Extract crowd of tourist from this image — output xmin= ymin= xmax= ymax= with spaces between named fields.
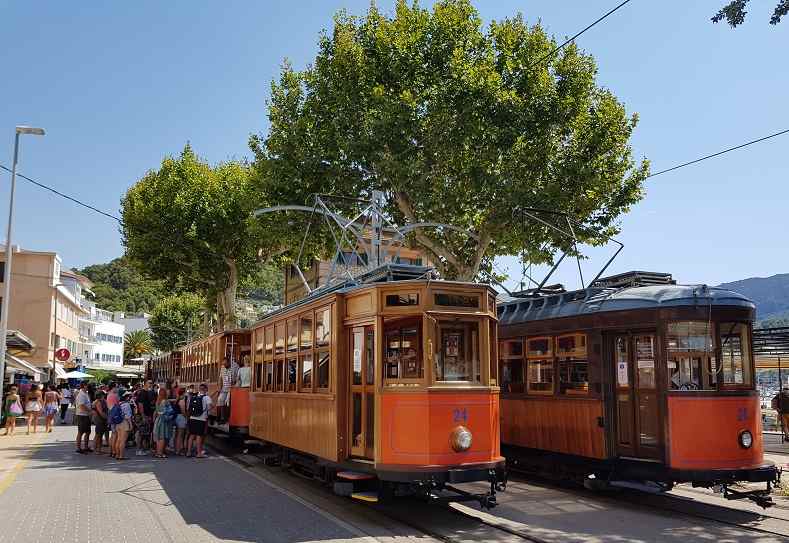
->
xmin=1 ymin=356 xmax=248 ymax=461
xmin=70 ymin=378 xmax=214 ymax=459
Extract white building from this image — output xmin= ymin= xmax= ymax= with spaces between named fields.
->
xmin=113 ymin=311 xmax=150 ymax=333
xmin=78 ymin=301 xmax=125 ymax=370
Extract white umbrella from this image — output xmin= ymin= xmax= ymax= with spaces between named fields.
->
xmin=63 ymin=370 xmax=92 ymax=379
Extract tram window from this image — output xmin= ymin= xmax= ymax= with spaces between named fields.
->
xmin=316 ymin=307 xmax=331 ymax=347
xmin=386 ymin=293 xmax=418 ymax=307
xmin=500 ymin=339 xmax=524 ymax=393
xmin=489 ymin=320 xmax=498 ymax=386
xmin=434 ymin=321 xmax=480 ymax=383
xmin=275 ymin=323 xmax=285 ymax=356
xmin=317 ymin=351 xmax=330 ymax=390
xmin=300 ymin=314 xmax=313 ymax=350
xmin=365 ymin=330 xmax=374 ymax=386
xmin=667 ymin=322 xmax=713 ymax=352
xmin=265 ymin=327 xmax=274 ymax=359
xmin=720 ymin=322 xmax=753 ymax=386
xmin=287 ymin=319 xmax=298 ymax=353
xmin=264 ymin=361 xmax=273 ymax=391
xmin=300 ymin=354 xmax=312 ymax=391
xmin=668 ymin=356 xmax=703 ymax=390
xmin=254 ymin=362 xmax=262 ymax=391
xmin=559 ymin=358 xmax=588 ymax=395
xmin=434 ymin=292 xmax=479 ymax=308
xmin=527 ymin=337 xmax=552 ymax=357
xmin=500 ymin=358 xmax=524 ymax=393
xmin=635 ymin=335 xmax=656 ymax=389
xmin=527 ymin=359 xmax=554 ymax=394
xmin=384 ymin=320 xmax=423 ymax=383
xmin=557 ymin=334 xmax=587 ymax=357
xmin=286 ymin=357 xmax=297 ymax=391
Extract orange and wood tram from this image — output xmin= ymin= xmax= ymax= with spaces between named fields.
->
xmin=149 ymin=265 xmax=506 ymax=507
xmin=497 ymin=271 xmax=781 ymax=507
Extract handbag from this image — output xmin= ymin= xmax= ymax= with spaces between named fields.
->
xmin=9 ymin=400 xmax=23 ymax=416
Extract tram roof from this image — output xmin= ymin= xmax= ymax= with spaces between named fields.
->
xmin=497 ymin=278 xmax=754 ymax=326
xmin=251 ymin=263 xmax=493 ymax=327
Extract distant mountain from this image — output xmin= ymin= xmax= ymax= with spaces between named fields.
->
xmin=717 ymin=273 xmax=789 ymax=324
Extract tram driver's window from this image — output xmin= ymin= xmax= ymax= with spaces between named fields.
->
xmin=385 ymin=321 xmax=423 ymax=382
xmin=666 ymin=322 xmax=715 ymax=391
xmin=434 ymin=320 xmax=481 ymax=383
xmin=720 ymin=322 xmax=752 ymax=386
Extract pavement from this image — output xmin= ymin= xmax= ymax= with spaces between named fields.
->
xmin=0 ymin=424 xmax=392 ymax=543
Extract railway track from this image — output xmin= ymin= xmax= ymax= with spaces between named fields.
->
xmin=210 ymin=433 xmax=789 ymax=541
xmin=504 ymin=471 xmax=789 ymax=540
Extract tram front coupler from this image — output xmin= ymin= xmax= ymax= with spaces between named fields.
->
xmin=720 ymin=484 xmax=774 ymax=509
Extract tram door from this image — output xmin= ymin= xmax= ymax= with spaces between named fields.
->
xmin=613 ymin=333 xmax=662 ymax=460
xmin=350 ymin=326 xmax=376 ymax=459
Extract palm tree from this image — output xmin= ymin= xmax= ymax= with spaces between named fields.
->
xmin=124 ymin=329 xmax=153 ymax=363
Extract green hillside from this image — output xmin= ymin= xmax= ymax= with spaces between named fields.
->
xmin=717 ymin=273 xmax=789 ymax=324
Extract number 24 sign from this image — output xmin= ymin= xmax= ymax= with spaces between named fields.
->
xmin=453 ymin=407 xmax=468 ymax=423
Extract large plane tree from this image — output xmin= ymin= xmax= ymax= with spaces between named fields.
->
xmin=251 ymin=0 xmax=649 ymax=281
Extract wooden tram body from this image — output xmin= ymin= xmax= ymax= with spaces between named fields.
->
xmin=497 ymin=271 xmax=780 ymax=506
xmin=149 ymin=330 xmax=252 ymax=434
xmin=247 ymin=267 xmax=504 ymax=502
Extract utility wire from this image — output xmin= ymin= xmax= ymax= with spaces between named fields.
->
xmin=646 ymin=128 xmax=789 ymax=179
xmin=0 ymin=164 xmax=122 ymax=223
xmin=531 ymin=0 xmax=633 ymax=67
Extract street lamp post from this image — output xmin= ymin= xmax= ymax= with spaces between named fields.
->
xmin=0 ymin=126 xmax=45 ymax=405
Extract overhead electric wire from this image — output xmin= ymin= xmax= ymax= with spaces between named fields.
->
xmin=0 ymin=164 xmax=122 ymax=223
xmin=531 ymin=0 xmax=633 ymax=67
xmin=646 ymin=128 xmax=789 ymax=179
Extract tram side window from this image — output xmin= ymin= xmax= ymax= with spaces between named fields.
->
xmin=499 ymin=340 xmax=524 ymax=393
xmin=557 ymin=334 xmax=588 ymax=395
xmin=287 ymin=357 xmax=298 ymax=391
xmin=720 ymin=322 xmax=753 ymax=387
xmin=254 ymin=362 xmax=262 ymax=391
xmin=264 ymin=360 xmax=273 ymax=391
xmin=316 ymin=350 xmax=330 ymax=391
xmin=666 ymin=321 xmax=716 ymax=391
xmin=287 ymin=319 xmax=298 ymax=353
xmin=316 ymin=307 xmax=331 ymax=347
xmin=434 ymin=320 xmax=480 ymax=383
xmin=299 ymin=354 xmax=312 ymax=391
xmin=526 ymin=337 xmax=553 ymax=394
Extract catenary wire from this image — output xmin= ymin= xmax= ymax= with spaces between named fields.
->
xmin=531 ymin=0 xmax=633 ymax=67
xmin=646 ymin=128 xmax=789 ymax=179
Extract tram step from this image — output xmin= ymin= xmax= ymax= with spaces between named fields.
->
xmin=337 ymin=471 xmax=376 ymax=481
xmin=351 ymin=491 xmax=379 ymax=503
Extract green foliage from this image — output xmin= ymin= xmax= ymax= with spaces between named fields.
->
xmin=712 ymin=0 xmax=788 ymax=26
xmin=89 ymin=369 xmax=113 ymax=385
xmin=121 ymin=144 xmax=287 ymax=329
xmin=251 ymin=0 xmax=648 ymax=281
xmin=124 ymin=329 xmax=153 ymax=361
xmin=239 ymin=262 xmax=284 ymax=306
xmin=149 ymin=293 xmax=205 ymax=352
xmin=77 ymin=257 xmax=167 ymax=313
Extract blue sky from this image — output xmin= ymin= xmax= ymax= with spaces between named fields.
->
xmin=1 ymin=1 xmax=787 ymax=291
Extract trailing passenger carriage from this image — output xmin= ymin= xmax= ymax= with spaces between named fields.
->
xmin=246 ymin=266 xmax=505 ymax=506
xmin=497 ymin=271 xmax=780 ymax=506
xmin=149 ymin=329 xmax=252 ymax=437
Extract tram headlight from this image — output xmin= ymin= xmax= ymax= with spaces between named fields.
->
xmin=739 ymin=430 xmax=753 ymax=449
xmin=450 ymin=426 xmax=473 ymax=452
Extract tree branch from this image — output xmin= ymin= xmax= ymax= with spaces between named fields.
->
xmin=394 ymin=191 xmax=460 ymax=273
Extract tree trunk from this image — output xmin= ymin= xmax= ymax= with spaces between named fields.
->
xmin=219 ymin=257 xmax=239 ymax=330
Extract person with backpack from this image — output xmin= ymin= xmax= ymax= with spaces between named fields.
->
xmin=186 ymin=383 xmax=212 ymax=458
xmin=153 ymin=388 xmax=174 ymax=458
xmin=172 ymin=390 xmax=188 ymax=455
xmin=110 ymin=391 xmax=133 ymax=460
xmin=3 ymin=385 xmax=23 ymax=436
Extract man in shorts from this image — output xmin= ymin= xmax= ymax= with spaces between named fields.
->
xmin=186 ymin=383 xmax=212 ymax=458
xmin=74 ymin=382 xmax=92 ymax=454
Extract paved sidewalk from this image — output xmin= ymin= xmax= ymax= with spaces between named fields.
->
xmin=0 ymin=425 xmax=364 ymax=543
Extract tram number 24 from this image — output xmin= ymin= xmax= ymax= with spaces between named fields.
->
xmin=453 ymin=408 xmax=468 ymax=423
